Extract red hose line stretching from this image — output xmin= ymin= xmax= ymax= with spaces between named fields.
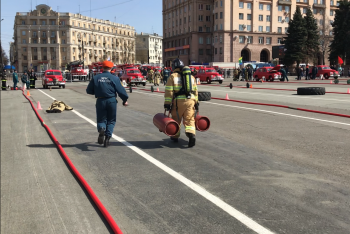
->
xmin=139 ymin=88 xmax=350 ymax=119
xmin=21 ymin=91 xmax=123 ymax=234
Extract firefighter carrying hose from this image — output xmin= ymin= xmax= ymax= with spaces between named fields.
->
xmin=164 ymin=58 xmax=199 ymax=148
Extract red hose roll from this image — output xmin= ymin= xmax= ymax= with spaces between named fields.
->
xmin=153 ymin=111 xmax=180 ymax=136
xmin=195 ymin=114 xmax=210 ymax=132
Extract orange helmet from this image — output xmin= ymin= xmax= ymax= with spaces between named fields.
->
xmin=102 ymin=60 xmax=114 ymax=68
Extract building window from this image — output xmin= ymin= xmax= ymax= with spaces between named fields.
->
xmin=278 ymin=5 xmax=282 ymax=11
xmin=239 ymin=24 xmax=244 ymax=31
xmin=22 ymin=31 xmax=26 ymax=36
xmin=239 ymin=13 xmax=244 ymax=20
xmin=206 ymin=5 xmax=211 ymax=10
xmin=285 ymin=27 xmax=288 ymax=33
xmin=266 ymin=26 xmax=270 ymax=32
xmin=285 ymin=6 xmax=290 ymax=12
xmin=239 ymin=36 xmax=245 ymax=43
xmin=247 ymin=3 xmax=252 ymax=9
xmin=22 ymin=39 xmax=26 ymax=44
xmin=220 ymin=0 xmax=223 ymax=7
xmin=278 ymin=38 xmax=282 ymax=44
xmin=303 ymin=8 xmax=307 ymax=14
xmin=259 ymin=4 xmax=263 ymax=10
xmin=32 ymin=20 xmax=37 ymax=25
xmin=206 ymin=37 xmax=211 ymax=44
xmin=199 ymin=26 xmax=203 ymax=32
xmin=331 ymin=0 xmax=334 ymax=5
xmin=206 ymin=27 xmax=211 ymax=32
xmin=239 ymin=2 xmax=243 ymax=8
xmin=206 ymin=16 xmax=211 ymax=21
xmin=199 ymin=15 xmax=203 ymax=21
xmin=21 ymin=20 xmax=25 ymax=25
xmin=215 ymin=13 xmax=218 ymax=19
xmin=258 ymin=37 xmax=264 ymax=44
xmin=220 ymin=47 xmax=222 ymax=54
xmin=247 ymin=14 xmax=252 ymax=20
xmin=266 ymin=37 xmax=271 ymax=44
xmin=51 ymin=20 xmax=55 ymax=25
xmin=258 ymin=26 xmax=263 ymax=32
xmin=220 ymin=12 xmax=223 ymax=19
xmin=266 ymin=15 xmax=271 ymax=22
xmin=199 ymin=37 xmax=204 ymax=44
xmin=247 ymin=36 xmax=252 ymax=44
xmin=206 ymin=49 xmax=211 ymax=55
xmin=220 ymin=24 xmax=223 ymax=30
xmin=199 ymin=4 xmax=203 ymax=10
xmin=61 ymin=39 xmax=66 ymax=44
xmin=24 ymin=56 xmax=27 ymax=60
xmin=23 ymin=47 xmax=26 ymax=52
xmin=285 ymin=17 xmax=290 ymax=23
xmin=259 ymin=15 xmax=263 ymax=21
xmin=278 ymin=27 xmax=282 ymax=33
xmin=247 ymin=25 xmax=251 ymax=31
xmin=199 ymin=49 xmax=203 ymax=55
xmin=330 ymin=10 xmax=334 ymax=16
xmin=278 ymin=16 xmax=282 ymax=22
xmin=267 ymin=5 xmax=271 ymax=11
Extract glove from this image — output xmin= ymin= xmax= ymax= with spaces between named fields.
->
xmin=164 ymin=104 xmax=171 ymax=111
xmin=123 ymin=100 xmax=128 ymax=106
xmin=194 ymin=102 xmax=199 ymax=111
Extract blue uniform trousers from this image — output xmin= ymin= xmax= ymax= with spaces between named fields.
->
xmin=96 ymin=97 xmax=117 ymax=137
xmin=13 ymin=81 xmax=18 ymax=90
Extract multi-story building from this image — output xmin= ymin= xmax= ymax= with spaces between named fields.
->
xmin=136 ymin=32 xmax=163 ymax=64
xmin=163 ymin=0 xmax=337 ymax=66
xmin=13 ymin=4 xmax=136 ymax=72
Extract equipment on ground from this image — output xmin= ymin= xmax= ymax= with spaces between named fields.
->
xmin=297 ymin=87 xmax=326 ymax=95
xmin=195 ymin=112 xmax=210 ymax=132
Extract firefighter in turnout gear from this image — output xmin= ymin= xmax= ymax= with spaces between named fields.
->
xmin=154 ymin=69 xmax=162 ymax=86
xmin=164 ymin=59 xmax=199 ymax=148
xmin=147 ymin=69 xmax=154 ymax=83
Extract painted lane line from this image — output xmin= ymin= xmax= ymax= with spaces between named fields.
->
xmin=205 ymin=88 xmax=350 ymax=103
xmin=37 ymin=89 xmax=274 ymax=234
xmin=132 ymin=91 xmax=350 ymax=127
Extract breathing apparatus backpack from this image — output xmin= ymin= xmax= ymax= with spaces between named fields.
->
xmin=175 ymin=66 xmax=195 ymax=99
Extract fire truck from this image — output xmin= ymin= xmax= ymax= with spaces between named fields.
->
xmin=67 ymin=60 xmax=88 ymax=80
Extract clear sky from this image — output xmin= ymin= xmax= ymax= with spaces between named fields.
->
xmin=0 ymin=0 xmax=162 ymax=61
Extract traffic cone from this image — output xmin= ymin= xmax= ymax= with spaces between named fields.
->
xmin=27 ymin=90 xmax=30 ymax=96
xmin=250 ymin=84 xmax=253 ymax=88
xmin=157 ymin=87 xmax=159 ymax=92
xmin=23 ymin=83 xmax=26 ymax=90
xmin=37 ymin=101 xmax=42 ymax=110
xmin=197 ymin=78 xmax=201 ymax=85
xmin=225 ymin=93 xmax=229 ymax=100
xmin=330 ymin=80 xmax=333 ymax=84
xmin=347 ymin=88 xmax=350 ymax=94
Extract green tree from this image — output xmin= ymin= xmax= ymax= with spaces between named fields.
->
xmin=329 ymin=0 xmax=350 ymax=65
xmin=283 ymin=7 xmax=307 ymax=67
xmin=304 ymin=7 xmax=320 ymax=65
xmin=0 ymin=43 xmax=9 ymax=68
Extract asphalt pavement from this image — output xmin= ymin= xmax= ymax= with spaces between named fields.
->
xmin=1 ymin=77 xmax=350 ymax=234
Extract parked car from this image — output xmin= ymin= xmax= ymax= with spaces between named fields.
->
xmin=120 ymin=68 xmax=146 ymax=86
xmin=195 ymin=67 xmax=224 ymax=84
xmin=253 ymin=66 xmax=282 ymax=81
xmin=42 ymin=70 xmax=66 ymax=89
xmin=308 ymin=65 xmax=339 ymax=79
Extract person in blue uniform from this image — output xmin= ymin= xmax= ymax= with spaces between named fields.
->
xmin=86 ymin=60 xmax=129 ymax=147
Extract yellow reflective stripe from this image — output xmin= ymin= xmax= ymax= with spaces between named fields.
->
xmin=185 ymin=126 xmax=195 ymax=131
xmin=165 ymin=86 xmax=173 ymax=90
xmin=175 ymin=96 xmax=187 ymax=100
xmin=173 ymin=87 xmax=181 ymax=90
xmin=165 ymin=97 xmax=172 ymax=101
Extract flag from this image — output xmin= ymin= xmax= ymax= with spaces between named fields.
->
xmin=238 ymin=57 xmax=243 ymax=65
xmin=338 ymin=56 xmax=343 ymax=65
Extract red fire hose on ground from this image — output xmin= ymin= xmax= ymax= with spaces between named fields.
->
xmin=21 ymin=90 xmax=123 ymax=234
xmin=138 ymin=88 xmax=350 ymax=119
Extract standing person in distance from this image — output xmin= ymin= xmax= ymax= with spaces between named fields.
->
xmin=86 ymin=60 xmax=129 ymax=148
xmin=164 ymin=58 xmax=199 ymax=148
xmin=12 ymin=70 xmax=18 ymax=90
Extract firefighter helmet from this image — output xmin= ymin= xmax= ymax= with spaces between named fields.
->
xmin=172 ymin=58 xmax=184 ymax=71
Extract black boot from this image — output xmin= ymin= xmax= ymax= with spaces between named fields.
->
xmin=98 ymin=128 xmax=105 ymax=145
xmin=104 ymin=136 xmax=111 ymax=148
xmin=170 ymin=137 xmax=179 ymax=142
xmin=186 ymin=133 xmax=196 ymax=148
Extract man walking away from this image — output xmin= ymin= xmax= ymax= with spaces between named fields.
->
xmin=21 ymin=72 xmax=30 ymax=89
xmin=248 ymin=67 xmax=253 ymax=81
xmin=12 ymin=70 xmax=19 ymax=90
xmin=312 ymin=66 xmax=317 ymax=80
xmin=305 ymin=65 xmax=309 ymax=80
xmin=86 ymin=60 xmax=129 ymax=148
xmin=279 ymin=67 xmax=288 ymax=82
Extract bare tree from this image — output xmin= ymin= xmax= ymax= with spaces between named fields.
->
xmin=1 ymin=43 xmax=9 ymax=68
xmin=319 ymin=18 xmax=333 ymax=65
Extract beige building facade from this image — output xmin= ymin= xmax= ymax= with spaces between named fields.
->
xmin=13 ymin=4 xmax=136 ymax=72
xmin=163 ymin=0 xmax=337 ymax=66
xmin=136 ymin=32 xmax=163 ymax=64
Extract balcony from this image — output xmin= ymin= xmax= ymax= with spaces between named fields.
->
xmin=278 ymin=0 xmax=292 ymax=5
xmin=313 ymin=3 xmax=326 ymax=8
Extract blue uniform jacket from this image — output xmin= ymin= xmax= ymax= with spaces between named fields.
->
xmin=86 ymin=71 xmax=129 ymax=102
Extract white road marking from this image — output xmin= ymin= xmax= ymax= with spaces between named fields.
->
xmin=37 ymin=89 xmax=274 ymax=234
xmin=206 ymin=88 xmax=350 ymax=102
xmin=132 ymin=91 xmax=350 ymax=127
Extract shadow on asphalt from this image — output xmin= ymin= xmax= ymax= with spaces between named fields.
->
xmin=26 ymin=138 xmax=189 ymax=151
